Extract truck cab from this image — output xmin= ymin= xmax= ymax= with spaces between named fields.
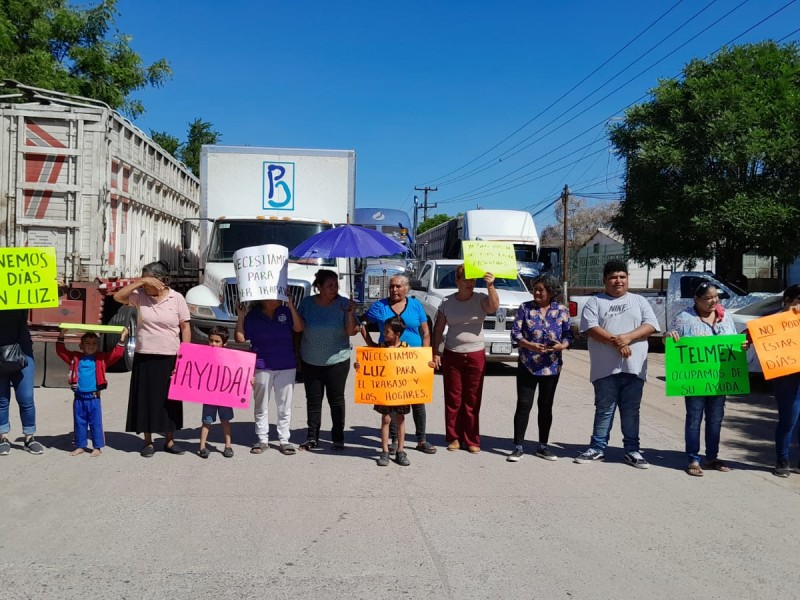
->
xmin=185 ymin=216 xmax=342 ymax=343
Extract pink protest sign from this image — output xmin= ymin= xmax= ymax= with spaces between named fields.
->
xmin=169 ymin=343 xmax=255 ymax=409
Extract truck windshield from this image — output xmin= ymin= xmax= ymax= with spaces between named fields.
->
xmin=207 ymin=220 xmax=335 ymax=266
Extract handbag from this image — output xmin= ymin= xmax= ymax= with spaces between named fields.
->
xmin=0 ymin=343 xmax=28 ymax=374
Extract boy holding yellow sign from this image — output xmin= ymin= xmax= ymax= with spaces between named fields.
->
xmin=56 ymin=327 xmax=129 ymax=456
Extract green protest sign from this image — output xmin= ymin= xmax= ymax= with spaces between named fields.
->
xmin=462 ymin=241 xmax=518 ymax=279
xmin=665 ymin=334 xmax=749 ymax=397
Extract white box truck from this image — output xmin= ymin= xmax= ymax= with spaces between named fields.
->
xmin=0 ymin=81 xmax=200 ymax=377
xmin=415 ymin=209 xmax=559 ymax=282
xmin=184 ymin=145 xmax=356 ymax=342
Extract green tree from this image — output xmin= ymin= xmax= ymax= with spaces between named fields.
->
xmin=416 ymin=213 xmax=452 ymax=235
xmin=150 ymin=130 xmax=180 ymax=156
xmin=0 ymin=0 xmax=171 ymax=118
xmin=179 ymin=118 xmax=220 ymax=177
xmin=609 ymin=41 xmax=800 ymax=281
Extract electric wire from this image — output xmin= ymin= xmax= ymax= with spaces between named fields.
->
xmin=436 ymin=0 xmax=793 ymax=207
xmin=422 ymin=0 xmax=688 ymax=186
xmin=430 ymin=0 xmax=727 ymax=187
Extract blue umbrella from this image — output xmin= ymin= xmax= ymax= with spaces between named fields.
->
xmin=289 ymin=224 xmax=408 ymax=259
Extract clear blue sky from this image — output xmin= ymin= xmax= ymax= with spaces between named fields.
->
xmin=116 ymin=0 xmax=799 ymax=230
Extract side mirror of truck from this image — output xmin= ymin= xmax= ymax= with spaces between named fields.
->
xmin=409 ymin=278 xmax=425 ymax=291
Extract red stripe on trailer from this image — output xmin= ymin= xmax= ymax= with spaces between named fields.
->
xmin=26 ymin=121 xmax=66 ymax=149
xmin=109 ymin=195 xmax=118 ymax=265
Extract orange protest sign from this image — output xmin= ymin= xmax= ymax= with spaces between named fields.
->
xmin=354 ymin=346 xmax=434 ymax=406
xmin=748 ymin=310 xmax=800 ymax=380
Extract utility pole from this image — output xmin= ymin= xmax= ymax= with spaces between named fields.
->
xmin=561 ymin=184 xmax=570 ymax=301
xmin=412 ymin=195 xmax=419 ymax=237
xmin=414 ymin=186 xmax=438 ymax=224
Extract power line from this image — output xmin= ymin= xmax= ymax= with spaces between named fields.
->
xmin=431 ymin=0 xmax=728 ymax=187
xmin=436 ymin=137 xmax=610 ymax=203
xmin=431 ymin=0 xmax=788 ymax=206
xmin=422 ymin=0 xmax=688 ymax=187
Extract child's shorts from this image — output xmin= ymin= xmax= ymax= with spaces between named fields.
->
xmin=373 ymin=404 xmax=411 ymax=415
xmin=202 ymin=404 xmax=234 ymax=424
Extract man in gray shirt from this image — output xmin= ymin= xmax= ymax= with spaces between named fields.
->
xmin=574 ymin=260 xmax=659 ymax=468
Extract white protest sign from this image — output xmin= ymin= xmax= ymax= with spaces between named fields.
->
xmin=232 ymin=244 xmax=289 ymax=301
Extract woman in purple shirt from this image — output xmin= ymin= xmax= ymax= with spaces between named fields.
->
xmin=236 ymin=296 xmax=304 ymax=455
xmin=508 ymin=275 xmax=572 ymax=462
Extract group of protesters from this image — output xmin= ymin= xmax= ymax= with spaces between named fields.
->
xmin=1 ymin=259 xmax=799 ymax=478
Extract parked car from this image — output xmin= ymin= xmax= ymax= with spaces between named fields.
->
xmin=729 ymin=292 xmax=784 ymax=373
xmin=409 ymin=259 xmax=531 ymax=363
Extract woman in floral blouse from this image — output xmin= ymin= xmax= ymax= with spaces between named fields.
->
xmin=508 ymin=275 xmax=573 ymax=462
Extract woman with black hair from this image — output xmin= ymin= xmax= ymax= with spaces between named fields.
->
xmin=297 ymin=269 xmax=359 ymax=451
xmin=508 ymin=275 xmax=572 ymax=462
xmin=666 ymin=281 xmax=748 ymax=477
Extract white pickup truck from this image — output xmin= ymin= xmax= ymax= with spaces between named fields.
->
xmin=409 ymin=259 xmax=532 ymax=363
xmin=568 ymin=272 xmax=773 ymax=338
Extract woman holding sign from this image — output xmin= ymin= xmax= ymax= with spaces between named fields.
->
xmin=114 ymin=261 xmax=191 ymax=458
xmin=364 ymin=274 xmax=436 ymax=454
xmin=236 ymin=296 xmax=304 ymax=455
xmin=667 ymin=281 xmax=746 ymax=477
xmin=297 ymin=269 xmax=358 ymax=451
xmin=771 ymin=285 xmax=800 ymax=478
xmin=432 ymin=264 xmax=499 ymax=453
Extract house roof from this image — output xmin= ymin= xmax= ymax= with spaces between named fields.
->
xmin=577 ymin=227 xmax=624 ymax=251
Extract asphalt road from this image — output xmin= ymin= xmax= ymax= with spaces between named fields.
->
xmin=1 ymin=348 xmax=799 ymax=600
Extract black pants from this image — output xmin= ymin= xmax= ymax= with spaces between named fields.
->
xmin=389 ymin=403 xmax=427 ymax=443
xmin=302 ymin=359 xmax=349 ymax=444
xmin=513 ymin=365 xmax=560 ymax=446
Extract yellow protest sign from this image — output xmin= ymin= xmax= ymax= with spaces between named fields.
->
xmin=748 ymin=310 xmax=800 ymax=380
xmin=59 ymin=323 xmax=126 ymax=334
xmin=462 ymin=241 xmax=518 ymax=279
xmin=0 ymin=247 xmax=59 ymax=309
xmin=354 ymin=346 xmax=434 ymax=405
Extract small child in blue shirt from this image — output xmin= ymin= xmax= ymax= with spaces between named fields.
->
xmin=56 ymin=328 xmax=128 ymax=457
xmin=198 ymin=326 xmax=234 ymax=459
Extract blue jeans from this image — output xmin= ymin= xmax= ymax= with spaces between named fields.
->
xmin=773 ymin=374 xmax=800 ymax=462
xmin=0 ymin=354 xmax=36 ymax=436
xmin=589 ymin=373 xmax=644 ymax=453
xmin=685 ymin=395 xmax=725 ymax=464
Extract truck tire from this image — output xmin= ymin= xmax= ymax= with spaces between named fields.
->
xmin=104 ymin=306 xmax=137 ymax=372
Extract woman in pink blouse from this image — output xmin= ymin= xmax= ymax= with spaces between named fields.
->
xmin=114 ymin=261 xmax=191 ymax=457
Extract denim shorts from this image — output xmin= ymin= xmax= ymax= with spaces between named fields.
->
xmin=201 ymin=404 xmax=234 ymax=424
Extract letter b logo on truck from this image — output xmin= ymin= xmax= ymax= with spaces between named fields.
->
xmin=263 ymin=162 xmax=295 ymax=210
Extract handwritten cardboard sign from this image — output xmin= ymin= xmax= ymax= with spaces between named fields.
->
xmin=169 ymin=342 xmax=256 ymax=409
xmin=462 ymin=241 xmax=518 ymax=279
xmin=665 ymin=334 xmax=749 ymax=397
xmin=58 ymin=323 xmax=125 ymax=333
xmin=354 ymin=346 xmax=433 ymax=406
xmin=748 ymin=310 xmax=800 ymax=380
xmin=0 ymin=247 xmax=59 ymax=309
xmin=233 ymin=244 xmax=289 ymax=301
